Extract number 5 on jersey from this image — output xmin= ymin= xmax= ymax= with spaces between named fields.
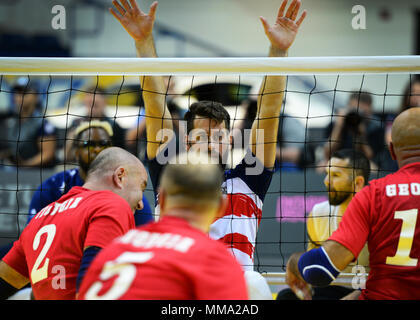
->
xmin=84 ymin=252 xmax=154 ymax=300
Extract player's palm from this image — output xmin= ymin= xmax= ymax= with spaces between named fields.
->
xmin=110 ymin=0 xmax=157 ymax=42
xmin=260 ymin=0 xmax=307 ymax=51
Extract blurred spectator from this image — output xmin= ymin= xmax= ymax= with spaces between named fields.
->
xmin=234 ymin=99 xmax=305 ymax=171
xmin=126 ymin=106 xmax=146 ymax=157
xmin=65 ymin=86 xmax=126 ymax=163
xmin=381 ymin=77 xmax=420 ymax=173
xmin=0 ymin=77 xmax=57 ymax=168
xmin=126 ymin=77 xmax=183 ymax=161
xmin=398 ymin=76 xmax=420 ymax=113
xmin=232 ymin=99 xmax=257 ymax=149
xmin=323 ymin=91 xmax=385 ymax=168
xmin=276 ymin=114 xmax=306 ymax=171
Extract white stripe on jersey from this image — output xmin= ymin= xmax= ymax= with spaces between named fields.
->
xmin=210 ymin=214 xmax=258 ymax=245
xmin=223 ymin=177 xmax=263 ymax=210
xmin=228 ymin=248 xmax=254 ymax=272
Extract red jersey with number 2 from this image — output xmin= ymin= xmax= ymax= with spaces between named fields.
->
xmin=2 ymin=186 xmax=135 ymax=300
xmin=329 ymin=162 xmax=420 ymax=300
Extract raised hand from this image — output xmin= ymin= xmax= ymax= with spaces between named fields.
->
xmin=260 ymin=0 xmax=307 ymax=51
xmin=110 ymin=0 xmax=158 ymax=43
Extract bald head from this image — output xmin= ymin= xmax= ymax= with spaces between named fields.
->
xmin=160 ymin=153 xmax=224 ymax=210
xmin=86 ymin=147 xmax=143 ymax=179
xmin=390 ymin=107 xmax=420 ymax=167
xmin=84 ymin=147 xmax=148 ymax=212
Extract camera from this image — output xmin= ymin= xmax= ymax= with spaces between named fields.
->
xmin=344 ymin=110 xmax=363 ymax=129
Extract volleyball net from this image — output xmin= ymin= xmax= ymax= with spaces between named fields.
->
xmin=0 ymin=56 xmax=419 ymax=288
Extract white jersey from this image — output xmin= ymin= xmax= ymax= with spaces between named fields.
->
xmin=148 ymin=149 xmax=274 ymax=271
xmin=307 ymin=200 xmax=369 ymax=271
xmin=307 ymin=200 xmax=342 ymax=247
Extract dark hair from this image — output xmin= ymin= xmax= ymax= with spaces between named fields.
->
xmin=184 ymin=101 xmax=230 ymax=133
xmin=349 ymin=91 xmax=372 ymax=106
xmin=331 ymin=148 xmax=370 ymax=185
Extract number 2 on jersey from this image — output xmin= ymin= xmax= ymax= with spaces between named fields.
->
xmin=386 ymin=209 xmax=418 ymax=267
xmin=31 ymin=224 xmax=56 ymax=284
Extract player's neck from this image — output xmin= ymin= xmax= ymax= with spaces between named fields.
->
xmin=82 ymin=178 xmax=108 ymax=192
xmin=79 ymin=169 xmax=87 ymax=181
xmin=398 ymin=156 xmax=420 ymax=168
xmin=162 ymin=209 xmax=211 ymax=234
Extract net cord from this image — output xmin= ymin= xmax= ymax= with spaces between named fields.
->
xmin=0 ymin=56 xmax=419 ymax=76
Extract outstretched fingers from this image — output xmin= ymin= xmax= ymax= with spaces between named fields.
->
xmin=111 ymin=0 xmax=126 ymax=17
xmin=120 ymin=0 xmax=133 ymax=13
xmin=277 ymin=0 xmax=288 ymax=19
xmin=290 ymin=0 xmax=301 ymax=21
xmin=296 ymin=9 xmax=307 ymax=27
xmin=259 ymin=16 xmax=270 ymax=33
xmin=285 ymin=0 xmax=298 ymax=20
xmin=128 ymin=0 xmax=141 ymax=15
xmin=148 ymin=1 xmax=158 ymax=19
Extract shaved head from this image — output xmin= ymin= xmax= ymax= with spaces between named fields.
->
xmin=391 ymin=107 xmax=420 ymax=149
xmin=84 ymin=147 xmax=148 ymax=211
xmin=160 ymin=153 xmax=224 ymax=209
xmin=390 ymin=107 xmax=420 ymax=167
xmin=86 ymin=147 xmax=142 ymax=178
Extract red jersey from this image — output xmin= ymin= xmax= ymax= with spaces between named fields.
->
xmin=329 ymin=162 xmax=420 ymax=300
xmin=2 ymin=186 xmax=135 ymax=300
xmin=78 ymin=216 xmax=249 ymax=300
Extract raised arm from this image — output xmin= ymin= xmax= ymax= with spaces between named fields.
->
xmin=251 ymin=0 xmax=306 ymax=169
xmin=110 ymin=0 xmax=173 ymax=160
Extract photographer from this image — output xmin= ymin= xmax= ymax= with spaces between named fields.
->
xmin=323 ymin=92 xmax=385 ymax=167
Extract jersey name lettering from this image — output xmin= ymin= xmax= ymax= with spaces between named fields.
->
xmin=118 ymin=229 xmax=195 ymax=253
xmin=386 ymin=183 xmax=420 ymax=197
xmin=34 ymin=197 xmax=83 ymax=220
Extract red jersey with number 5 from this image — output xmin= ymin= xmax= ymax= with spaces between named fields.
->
xmin=329 ymin=162 xmax=420 ymax=300
xmin=2 ymin=186 xmax=135 ymax=300
xmin=78 ymin=216 xmax=248 ymax=300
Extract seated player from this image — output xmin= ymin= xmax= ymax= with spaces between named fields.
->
xmin=0 ymin=147 xmax=148 ymax=300
xmin=28 ymin=120 xmax=153 ymax=226
xmin=277 ymin=149 xmax=370 ymax=300
xmin=78 ymin=153 xmax=248 ymax=300
xmin=109 ymin=0 xmax=306 ymax=273
xmin=0 ymin=121 xmax=152 ymax=287
xmin=109 ymin=0 xmax=306 ymax=299
xmin=286 ymin=107 xmax=420 ymax=300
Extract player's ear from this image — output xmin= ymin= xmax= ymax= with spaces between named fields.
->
xmin=112 ymin=166 xmax=125 ymax=189
xmin=388 ymin=142 xmax=397 ymax=161
xmin=74 ymin=147 xmax=80 ymax=159
xmin=354 ymin=175 xmax=365 ymax=192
